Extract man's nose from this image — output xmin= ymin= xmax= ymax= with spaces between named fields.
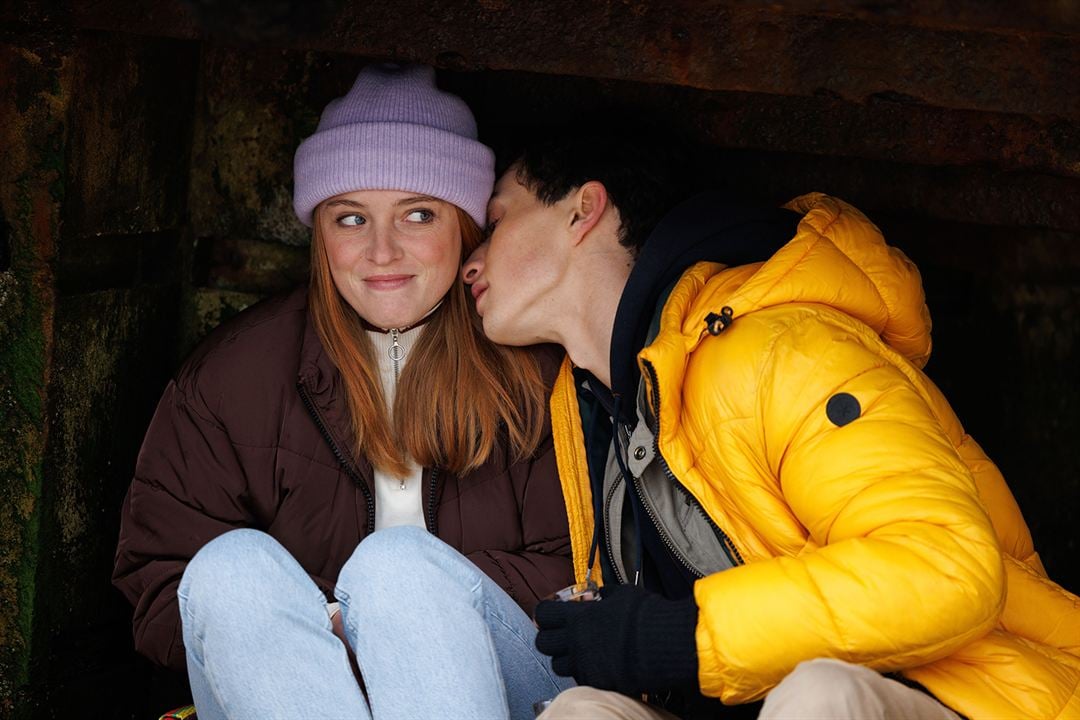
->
xmin=461 ymin=243 xmax=487 ymax=284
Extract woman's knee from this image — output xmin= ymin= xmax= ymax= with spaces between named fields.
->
xmin=180 ymin=529 xmax=291 ymax=616
xmin=337 ymin=526 xmax=469 ymax=601
xmin=340 ymin=526 xmax=436 ymax=585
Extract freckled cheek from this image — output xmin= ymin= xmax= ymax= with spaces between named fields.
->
xmin=421 ymin=240 xmax=461 ymax=279
xmin=326 ymin=242 xmax=366 ymax=275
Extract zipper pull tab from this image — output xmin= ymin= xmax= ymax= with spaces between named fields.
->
xmin=704 ymin=306 xmax=735 ymax=336
xmin=388 ymin=328 xmax=404 ymax=362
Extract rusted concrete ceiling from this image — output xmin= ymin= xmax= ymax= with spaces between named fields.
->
xmin=5 ymin=1 xmax=1079 ymax=118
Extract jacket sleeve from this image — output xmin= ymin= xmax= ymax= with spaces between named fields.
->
xmin=690 ymin=312 xmax=1006 ymax=702
xmin=465 ymin=431 xmax=576 ymax=618
xmin=112 ymin=379 xmax=290 ymax=672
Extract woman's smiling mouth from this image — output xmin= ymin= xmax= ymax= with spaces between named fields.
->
xmin=364 ymin=274 xmax=414 ymax=291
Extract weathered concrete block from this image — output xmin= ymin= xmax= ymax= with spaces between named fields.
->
xmin=183 ymin=287 xmax=262 ymax=354
xmin=65 ymin=32 xmax=199 ymax=236
xmin=1 ymin=26 xmax=196 ymax=717
xmin=192 ymin=235 xmax=309 ymax=294
xmin=33 ymin=287 xmax=179 ymax=711
xmin=188 ymin=46 xmax=360 ymax=246
xmin=0 ymin=30 xmax=68 ymax=713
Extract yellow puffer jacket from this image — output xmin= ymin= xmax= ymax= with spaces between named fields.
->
xmin=550 ymin=193 xmax=1080 ymax=719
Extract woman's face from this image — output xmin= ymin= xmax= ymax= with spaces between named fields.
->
xmin=317 ymin=190 xmax=462 ymax=329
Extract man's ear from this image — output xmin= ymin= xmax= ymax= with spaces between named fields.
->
xmin=567 ymin=181 xmax=609 ymax=245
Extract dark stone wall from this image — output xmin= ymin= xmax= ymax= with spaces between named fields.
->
xmin=1 ymin=3 xmax=1078 ymax=716
xmin=0 ymin=27 xmax=197 ymax=719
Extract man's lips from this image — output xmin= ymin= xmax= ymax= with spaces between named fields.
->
xmin=470 ymin=282 xmax=488 ymax=302
xmin=364 ymin=274 xmax=413 ymax=290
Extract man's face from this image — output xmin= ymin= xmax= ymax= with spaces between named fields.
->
xmin=462 ymin=168 xmax=568 ymax=346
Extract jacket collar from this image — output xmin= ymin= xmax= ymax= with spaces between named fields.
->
xmin=604 ymin=192 xmax=802 ymax=412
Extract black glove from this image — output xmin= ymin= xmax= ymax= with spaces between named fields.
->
xmin=534 ymin=584 xmax=699 ymax=696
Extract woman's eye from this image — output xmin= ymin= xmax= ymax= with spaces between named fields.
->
xmin=337 ymin=214 xmax=366 ymax=227
xmin=405 ymin=209 xmax=434 ymax=223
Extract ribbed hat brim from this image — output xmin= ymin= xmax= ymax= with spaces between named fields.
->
xmin=293 ymin=122 xmax=495 ymax=228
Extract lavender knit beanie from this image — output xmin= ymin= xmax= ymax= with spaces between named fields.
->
xmin=293 ymin=64 xmax=494 ymax=228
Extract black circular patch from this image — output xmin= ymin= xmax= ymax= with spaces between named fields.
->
xmin=826 ymin=393 xmax=861 ymax=427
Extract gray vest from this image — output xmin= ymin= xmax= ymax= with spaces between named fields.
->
xmin=600 ymin=378 xmax=735 ymax=584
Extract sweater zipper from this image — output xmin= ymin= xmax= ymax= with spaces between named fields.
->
xmin=297 ymin=381 xmax=376 ymax=534
xmin=389 ymin=328 xmax=403 ymax=383
xmin=639 ymin=359 xmax=743 ymax=567
xmin=388 ymin=328 xmax=407 ymax=489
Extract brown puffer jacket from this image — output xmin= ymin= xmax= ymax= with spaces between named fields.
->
xmin=112 ymin=286 xmax=574 ymax=673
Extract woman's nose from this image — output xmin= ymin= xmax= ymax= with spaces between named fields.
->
xmin=461 ymin=244 xmax=486 ymax=283
xmin=367 ymin=225 xmax=403 ymax=264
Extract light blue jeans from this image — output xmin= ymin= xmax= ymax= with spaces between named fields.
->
xmin=178 ymin=526 xmax=571 ymax=719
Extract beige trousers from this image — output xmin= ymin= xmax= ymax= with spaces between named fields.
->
xmin=538 ymin=659 xmax=962 ymax=719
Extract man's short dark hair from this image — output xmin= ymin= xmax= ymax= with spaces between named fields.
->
xmin=508 ymin=128 xmax=695 ymax=257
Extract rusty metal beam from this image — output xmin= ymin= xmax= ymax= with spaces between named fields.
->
xmin=694 ymin=1 xmax=1080 ymax=35
xmin=5 ymin=0 xmax=1079 ymax=117
xmin=701 ymin=148 xmax=1080 ymax=233
xmin=454 ymin=71 xmax=1080 ymax=179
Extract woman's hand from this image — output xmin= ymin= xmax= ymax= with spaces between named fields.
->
xmin=330 ymin=607 xmax=365 ymax=690
xmin=330 ymin=607 xmax=347 ymax=644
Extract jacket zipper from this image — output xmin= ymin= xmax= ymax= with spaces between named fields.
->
xmin=425 ymin=466 xmax=440 ymax=535
xmin=639 ymin=358 xmax=743 ymax=567
xmin=297 ymin=381 xmax=376 ymax=534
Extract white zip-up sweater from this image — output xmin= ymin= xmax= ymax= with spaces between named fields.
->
xmin=366 ymin=324 xmax=426 ymax=530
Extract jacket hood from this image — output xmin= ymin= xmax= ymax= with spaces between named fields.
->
xmin=676 ymin=192 xmax=933 ymax=368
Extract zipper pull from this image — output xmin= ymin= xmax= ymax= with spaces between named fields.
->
xmin=389 ymin=328 xmax=404 ymax=384
xmin=704 ymin=306 xmax=734 ymax=336
xmin=388 ymin=328 xmax=404 ymax=362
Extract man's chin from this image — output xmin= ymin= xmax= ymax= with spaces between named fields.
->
xmin=480 ymin=314 xmax=530 ymax=347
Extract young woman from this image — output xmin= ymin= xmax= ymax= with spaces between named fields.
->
xmin=113 ymin=64 xmax=574 ymax=720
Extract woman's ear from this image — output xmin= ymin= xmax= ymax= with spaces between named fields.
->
xmin=567 ymin=181 xmax=609 ymax=245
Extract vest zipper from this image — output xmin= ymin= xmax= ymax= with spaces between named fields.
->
xmin=603 ymin=471 xmax=627 ymax=584
xmin=613 ymin=418 xmax=715 ymax=579
xmin=628 ymin=472 xmax=706 ymax=578
xmin=639 ymin=358 xmax=743 ymax=567
xmin=297 ymin=381 xmax=376 ymax=534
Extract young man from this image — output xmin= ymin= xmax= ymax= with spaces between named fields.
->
xmin=461 ymin=133 xmax=1080 ymax=720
